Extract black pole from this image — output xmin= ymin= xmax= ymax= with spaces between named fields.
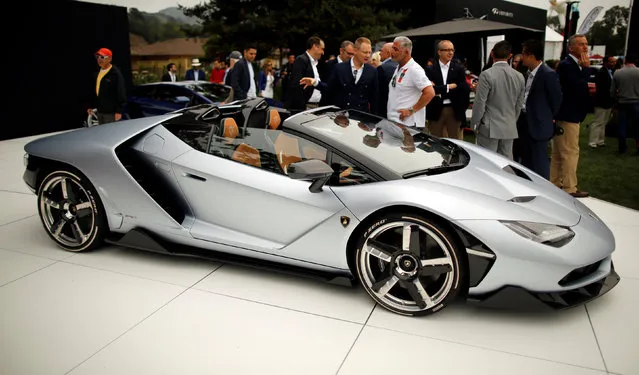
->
xmin=560 ymin=1 xmax=580 ymax=60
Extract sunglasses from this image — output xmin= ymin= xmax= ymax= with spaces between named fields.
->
xmin=95 ymin=55 xmax=109 ymax=60
xmin=391 ymin=75 xmax=397 ymax=88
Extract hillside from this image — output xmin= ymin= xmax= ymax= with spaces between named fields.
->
xmin=128 ymin=6 xmax=202 ymax=44
xmin=158 ymin=7 xmax=200 ymax=25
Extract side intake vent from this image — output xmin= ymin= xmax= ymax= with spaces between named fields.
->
xmin=115 ymin=144 xmax=186 ymax=224
xmin=503 ymin=165 xmax=532 ymax=181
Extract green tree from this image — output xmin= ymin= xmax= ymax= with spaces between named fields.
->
xmin=180 ymin=0 xmax=407 ymax=58
xmin=586 ymin=6 xmax=630 ymax=56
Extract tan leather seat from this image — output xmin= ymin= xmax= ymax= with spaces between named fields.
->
xmin=219 ymin=118 xmax=240 ymax=148
xmin=222 ymin=117 xmax=239 ymax=141
xmin=267 ymin=109 xmax=281 ymax=130
xmin=232 ymin=143 xmax=261 ymax=167
xmin=273 ymin=133 xmax=302 ymax=174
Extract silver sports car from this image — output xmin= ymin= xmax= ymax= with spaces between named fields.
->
xmin=22 ymin=98 xmax=619 ymax=316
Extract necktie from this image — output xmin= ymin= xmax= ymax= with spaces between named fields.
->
xmin=353 ymin=69 xmax=358 ymax=83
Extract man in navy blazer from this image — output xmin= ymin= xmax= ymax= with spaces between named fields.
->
xmin=286 ymin=36 xmax=329 ymax=113
xmin=518 ymin=39 xmax=563 ymax=180
xmin=552 ymin=34 xmax=591 ymax=197
xmin=184 ymin=58 xmax=206 ymax=81
xmin=230 ymin=46 xmax=259 ymax=100
xmin=425 ymin=40 xmax=470 ymax=139
xmin=325 ymin=37 xmax=379 ymax=114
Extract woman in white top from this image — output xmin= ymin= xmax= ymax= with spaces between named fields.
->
xmin=258 ymin=58 xmax=278 ymax=99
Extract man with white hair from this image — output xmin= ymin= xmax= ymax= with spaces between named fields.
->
xmin=386 ymin=36 xmax=436 ymax=129
xmin=224 ymin=50 xmax=242 ymax=85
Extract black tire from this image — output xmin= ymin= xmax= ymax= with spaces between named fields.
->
xmin=355 ymin=212 xmax=465 ymax=316
xmin=37 ymin=169 xmax=107 ymax=252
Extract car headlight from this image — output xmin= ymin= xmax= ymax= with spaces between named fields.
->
xmin=23 ymin=153 xmax=29 ymax=167
xmin=501 ymin=220 xmax=575 ymax=247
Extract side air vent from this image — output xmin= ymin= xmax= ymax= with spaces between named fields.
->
xmin=503 ymin=165 xmax=532 ymax=181
xmin=115 ymin=143 xmax=186 ymax=224
xmin=508 ymin=196 xmax=536 ymax=203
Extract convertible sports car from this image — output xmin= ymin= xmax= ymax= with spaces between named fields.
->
xmin=22 ymin=98 xmax=619 ymax=316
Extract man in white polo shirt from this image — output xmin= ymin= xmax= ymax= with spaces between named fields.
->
xmin=387 ymin=36 xmax=436 ymax=129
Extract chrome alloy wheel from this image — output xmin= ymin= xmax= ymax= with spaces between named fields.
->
xmin=358 ymin=220 xmax=458 ymax=315
xmin=39 ymin=173 xmax=97 ymax=250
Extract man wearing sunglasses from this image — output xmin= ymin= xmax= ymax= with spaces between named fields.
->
xmin=88 ymin=48 xmax=126 ymax=125
xmin=387 ymin=36 xmax=436 ymax=129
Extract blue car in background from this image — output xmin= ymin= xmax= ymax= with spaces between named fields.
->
xmin=126 ymin=81 xmax=231 ymax=119
xmin=85 ymin=81 xmax=282 ymax=126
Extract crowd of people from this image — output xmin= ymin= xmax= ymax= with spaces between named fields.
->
xmin=89 ymin=33 xmax=639 ymax=198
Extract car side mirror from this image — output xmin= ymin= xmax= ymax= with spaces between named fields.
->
xmin=287 ymin=159 xmax=334 ymax=193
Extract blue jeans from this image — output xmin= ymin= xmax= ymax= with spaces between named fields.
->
xmin=617 ymin=102 xmax=639 ymax=153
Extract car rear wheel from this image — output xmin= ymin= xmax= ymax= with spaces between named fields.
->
xmin=355 ymin=213 xmax=464 ymax=316
xmin=37 ymin=169 xmax=107 ymax=252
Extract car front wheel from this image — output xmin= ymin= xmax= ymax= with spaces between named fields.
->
xmin=37 ymin=169 xmax=107 ymax=252
xmin=355 ymin=213 xmax=464 ymax=316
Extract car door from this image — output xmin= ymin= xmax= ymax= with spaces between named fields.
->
xmin=171 ymin=126 xmax=346 ymax=252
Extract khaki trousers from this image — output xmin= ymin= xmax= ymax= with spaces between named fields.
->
xmin=588 ymin=107 xmax=611 ymax=146
xmin=550 ymin=121 xmax=580 ymax=193
xmin=428 ymin=107 xmax=463 ymax=139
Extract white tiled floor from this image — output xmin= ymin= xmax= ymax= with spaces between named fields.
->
xmin=1 ymin=134 xmax=638 ymax=375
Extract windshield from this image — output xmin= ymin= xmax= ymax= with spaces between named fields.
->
xmin=304 ymin=109 xmax=468 ymax=177
xmin=187 ymin=82 xmax=230 ymax=102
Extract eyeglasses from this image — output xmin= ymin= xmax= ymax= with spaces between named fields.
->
xmin=439 ymin=49 xmax=455 ymax=53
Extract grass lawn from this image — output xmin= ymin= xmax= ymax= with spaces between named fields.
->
xmin=462 ymin=114 xmax=639 ymax=211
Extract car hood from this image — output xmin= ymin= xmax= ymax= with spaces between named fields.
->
xmin=333 ymin=139 xmax=584 ymax=227
xmin=419 ymin=139 xmax=581 ymax=226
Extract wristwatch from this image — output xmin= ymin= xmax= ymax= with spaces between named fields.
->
xmin=409 ymin=107 xmax=415 ymax=114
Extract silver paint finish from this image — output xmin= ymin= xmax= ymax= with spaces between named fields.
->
xmin=171 ymin=149 xmax=345 ymax=246
xmin=24 ymin=109 xmax=617 ymax=294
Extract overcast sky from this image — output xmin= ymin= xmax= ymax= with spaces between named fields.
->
xmin=81 ymin=0 xmax=632 ymax=29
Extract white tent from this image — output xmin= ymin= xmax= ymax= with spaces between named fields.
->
xmin=544 ymin=26 xmax=564 ymax=61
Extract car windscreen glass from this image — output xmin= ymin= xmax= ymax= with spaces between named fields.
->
xmin=303 ymin=110 xmax=468 ymax=177
xmin=188 ymin=83 xmax=230 ymax=101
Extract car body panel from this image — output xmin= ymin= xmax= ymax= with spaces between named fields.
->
xmin=23 ymin=100 xmax=618 ymax=311
xmin=171 ymin=148 xmax=346 ymax=247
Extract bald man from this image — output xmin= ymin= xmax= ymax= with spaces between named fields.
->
xmin=378 ymin=42 xmax=399 ymax=118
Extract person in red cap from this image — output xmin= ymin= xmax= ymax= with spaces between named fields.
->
xmin=88 ymin=47 xmax=126 ymax=124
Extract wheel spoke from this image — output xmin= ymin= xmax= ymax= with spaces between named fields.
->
xmin=402 ymin=224 xmax=420 ymax=256
xmin=419 ymin=257 xmax=453 ymax=277
xmin=43 ymin=197 xmax=62 ymax=210
xmin=70 ymin=220 xmax=87 ymax=243
xmin=51 ymin=219 xmax=66 ymax=238
xmin=372 ymin=274 xmax=399 ymax=296
xmin=74 ymin=202 xmax=93 ymax=217
xmin=400 ymin=279 xmax=434 ymax=309
xmin=365 ymin=239 xmax=399 ymax=262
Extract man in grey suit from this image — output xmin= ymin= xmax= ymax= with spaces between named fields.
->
xmin=471 ymin=40 xmax=525 ymax=159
